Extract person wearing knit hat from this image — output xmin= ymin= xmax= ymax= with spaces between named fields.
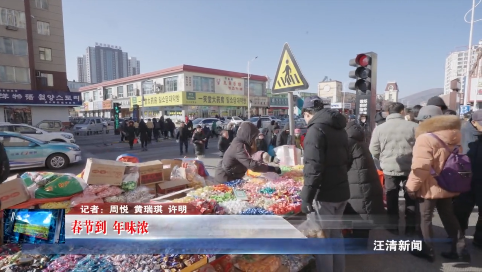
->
xmin=426 ymin=96 xmax=448 ymax=111
xmin=415 ymin=105 xmax=443 ymax=122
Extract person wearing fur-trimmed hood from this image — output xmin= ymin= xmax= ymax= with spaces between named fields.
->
xmin=405 ymin=105 xmax=469 ymax=263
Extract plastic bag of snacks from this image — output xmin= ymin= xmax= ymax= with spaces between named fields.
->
xmin=122 ymin=165 xmax=139 ymax=191
xmin=125 ymin=186 xmax=154 ymax=203
xmin=171 ymin=165 xmax=188 ymax=180
xmin=39 ymin=201 xmax=72 ymax=213
xmin=235 ymin=255 xmax=281 ymax=272
xmin=83 ymin=184 xmax=111 ymax=195
xmin=297 ymin=215 xmax=326 ymax=238
xmin=104 ymin=194 xmax=127 ymax=203
xmin=96 ymin=186 xmax=124 ymax=198
xmin=70 ymin=193 xmax=104 ymax=207
xmin=21 ymin=172 xmax=88 ymax=199
xmin=274 ymin=145 xmax=302 ymax=166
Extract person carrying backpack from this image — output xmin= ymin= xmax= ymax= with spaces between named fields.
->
xmin=405 ymin=106 xmax=470 ymax=263
xmin=453 ymin=109 xmax=482 ymax=249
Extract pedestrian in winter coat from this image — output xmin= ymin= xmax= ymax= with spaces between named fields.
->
xmin=0 ymin=142 xmax=10 ymax=184
xmin=358 ymin=114 xmax=371 ymax=144
xmin=126 ymin=121 xmax=137 ymax=150
xmin=266 ymin=121 xmax=276 ymax=146
xmin=374 ymin=103 xmax=390 ymax=126
xmin=176 ymin=122 xmax=190 ymax=155
xmin=214 ymin=122 xmax=281 ymax=183
xmin=187 ymin=120 xmax=194 ymax=138
xmin=409 ymin=105 xmax=422 ymax=124
xmin=159 ymin=116 xmax=166 ymax=139
xmin=276 ymin=124 xmax=290 ymax=146
xmin=261 ymin=127 xmax=270 ymax=147
xmin=256 ymin=118 xmax=262 ymax=129
xmin=146 ymin=119 xmax=154 ymax=143
xmin=343 ymin=121 xmax=385 ymax=242
xmin=406 ymin=111 xmax=469 ymax=262
xmin=293 ymin=128 xmax=304 ymax=150
xmin=369 ymin=102 xmax=418 ymax=235
xmin=120 ymin=120 xmax=128 ymax=142
xmin=218 ymin=130 xmax=230 ymax=157
xmin=138 ymin=119 xmax=149 ymax=151
xmin=203 ymin=126 xmax=211 ymax=149
xmin=426 ymin=96 xmax=448 ymax=112
xmin=211 ymin=121 xmax=218 ymax=138
xmin=453 ymin=110 xmax=482 ymax=249
xmin=192 ymin=125 xmax=206 ymax=159
xmin=166 ymin=118 xmax=175 ymax=138
xmin=255 ymin=133 xmax=268 ymax=152
xmin=300 ymin=96 xmax=350 ymax=272
xmin=153 ymin=118 xmax=160 ymax=141
xmin=227 ymin=124 xmax=234 ymax=142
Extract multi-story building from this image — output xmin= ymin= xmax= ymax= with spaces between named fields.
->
xmin=0 ymin=0 xmax=80 ymax=125
xmin=384 ymin=82 xmax=399 ymax=102
xmin=77 ymin=43 xmax=140 ymax=84
xmin=444 ymin=40 xmax=482 ymax=95
xmin=128 ymin=57 xmax=140 ymax=76
xmin=78 ymin=65 xmax=268 ymax=119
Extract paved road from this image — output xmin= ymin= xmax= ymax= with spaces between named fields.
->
xmin=16 ymin=133 xmax=482 ymax=271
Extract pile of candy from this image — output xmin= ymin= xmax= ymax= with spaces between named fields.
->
xmin=71 ymin=255 xmax=117 ymax=272
xmin=191 ymin=199 xmax=225 ymax=215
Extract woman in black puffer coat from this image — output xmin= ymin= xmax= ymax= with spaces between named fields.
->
xmin=343 ymin=120 xmax=385 ymax=242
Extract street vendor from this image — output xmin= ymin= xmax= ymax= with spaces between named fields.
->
xmin=214 ymin=122 xmax=281 ymax=183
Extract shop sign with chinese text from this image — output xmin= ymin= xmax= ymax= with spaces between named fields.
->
xmin=269 ymin=97 xmax=288 ymax=107
xmin=250 ymin=97 xmax=269 ymax=107
xmin=0 ymin=89 xmax=82 ymax=106
xmin=215 ymin=77 xmax=244 ymax=94
xmin=184 ymin=92 xmax=247 ymax=107
xmin=130 ymin=92 xmax=183 ymax=107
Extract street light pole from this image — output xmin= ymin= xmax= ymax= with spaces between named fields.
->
xmin=247 ymin=56 xmax=257 ymax=119
xmin=464 ymin=0 xmax=477 ymax=107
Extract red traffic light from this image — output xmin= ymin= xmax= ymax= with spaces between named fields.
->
xmin=355 ymin=54 xmax=370 ymax=67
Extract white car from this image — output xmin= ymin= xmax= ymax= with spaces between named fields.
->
xmin=249 ymin=116 xmax=282 ymax=129
xmin=228 ymin=116 xmax=244 ymax=125
xmin=191 ymin=118 xmax=224 ymax=133
xmin=0 ymin=122 xmax=75 ymax=143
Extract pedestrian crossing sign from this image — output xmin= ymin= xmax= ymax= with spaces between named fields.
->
xmin=272 ymin=43 xmax=309 ymax=94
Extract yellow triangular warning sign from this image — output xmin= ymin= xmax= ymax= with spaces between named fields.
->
xmin=272 ymin=43 xmax=309 ymax=94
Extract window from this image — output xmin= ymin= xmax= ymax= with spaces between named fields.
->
xmin=1 ymin=136 xmax=30 ymax=147
xmin=0 ymin=8 xmax=26 ymax=28
xmin=127 ymin=84 xmax=134 ymax=97
xmin=93 ymin=91 xmax=98 ymax=100
xmin=14 ymin=125 xmax=37 ymax=134
xmin=192 ymin=76 xmax=214 ymax=92
xmin=39 ymin=47 xmax=52 ymax=61
xmin=0 ymin=66 xmax=30 ymax=83
xmin=35 ymin=0 xmax=49 ymax=10
xmin=37 ymin=21 xmax=50 ymax=35
xmin=40 ymin=73 xmax=53 ymax=86
xmin=117 ymin=86 xmax=124 ymax=98
xmin=106 ymin=88 xmax=112 ymax=99
xmin=83 ymin=92 xmax=90 ymax=102
xmin=164 ymin=76 xmax=178 ymax=92
xmin=0 ymin=37 xmax=28 ymax=56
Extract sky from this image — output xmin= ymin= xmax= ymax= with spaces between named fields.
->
xmin=62 ymin=0 xmax=482 ymax=97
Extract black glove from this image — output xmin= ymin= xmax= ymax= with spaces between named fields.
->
xmin=268 ymin=166 xmax=282 ymax=174
xmin=300 ymin=186 xmax=316 ymax=214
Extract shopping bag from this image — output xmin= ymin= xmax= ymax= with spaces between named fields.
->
xmin=268 ymin=145 xmax=275 ymax=157
xmin=133 ymin=138 xmax=138 ymax=144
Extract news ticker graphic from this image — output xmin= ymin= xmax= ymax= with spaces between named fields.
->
xmin=16 ymin=238 xmax=440 ymax=255
xmin=66 ymin=215 xmax=306 ymax=238
xmin=69 ymin=203 xmax=197 ymax=215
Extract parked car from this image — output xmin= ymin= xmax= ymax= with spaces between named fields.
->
xmin=35 ymin=120 xmax=64 ymax=132
xmin=0 ymin=131 xmax=81 ymax=170
xmin=228 ymin=116 xmax=244 ymax=125
xmin=0 ymin=123 xmax=75 ymax=143
xmin=72 ymin=117 xmax=108 ymax=134
xmin=249 ymin=116 xmax=282 ymax=129
xmin=192 ymin=118 xmax=223 ymax=133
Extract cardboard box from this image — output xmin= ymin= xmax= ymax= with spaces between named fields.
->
xmin=181 ymin=256 xmax=207 ymax=272
xmin=137 ymin=160 xmax=164 ymax=185
xmin=0 ymin=175 xmax=30 ymax=210
xmin=144 ymin=183 xmax=158 ymax=197
xmin=83 ymin=158 xmax=126 ymax=185
xmin=157 ymin=179 xmax=189 ymax=195
xmin=160 ymin=159 xmax=183 ymax=181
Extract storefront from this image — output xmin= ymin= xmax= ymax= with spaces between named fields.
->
xmin=130 ymin=91 xmax=248 ymax=121
xmin=269 ymin=97 xmax=289 ymax=116
xmin=0 ymin=89 xmax=81 ymax=126
xmin=250 ymin=96 xmax=269 ymax=116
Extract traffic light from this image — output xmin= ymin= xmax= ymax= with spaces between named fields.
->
xmin=113 ymin=103 xmax=121 ymax=135
xmin=348 ymin=53 xmax=377 ymax=94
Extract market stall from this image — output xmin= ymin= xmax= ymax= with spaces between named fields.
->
xmin=0 ymin=148 xmax=318 ymax=272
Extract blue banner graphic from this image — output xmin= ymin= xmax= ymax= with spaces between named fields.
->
xmin=0 ymin=88 xmax=82 ymax=106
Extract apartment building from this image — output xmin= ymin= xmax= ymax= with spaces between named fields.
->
xmin=0 ymin=0 xmax=78 ymax=125
xmin=444 ymin=40 xmax=482 ymax=94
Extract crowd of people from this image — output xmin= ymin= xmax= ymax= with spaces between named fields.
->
xmin=296 ymin=95 xmax=482 ymax=271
